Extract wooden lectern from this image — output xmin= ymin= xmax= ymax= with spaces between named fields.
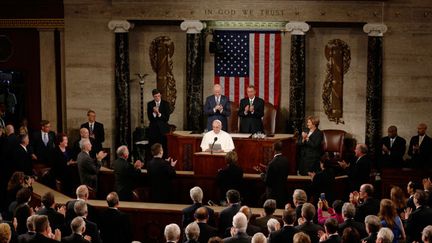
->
xmin=193 ymin=152 xmax=227 ymax=176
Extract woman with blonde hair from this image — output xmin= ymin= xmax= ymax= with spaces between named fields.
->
xmin=0 ymin=223 xmax=11 ymax=243
xmin=379 ymin=199 xmax=405 ymax=243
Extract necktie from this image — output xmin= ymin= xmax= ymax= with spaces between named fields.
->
xmin=0 ymin=118 xmax=4 ymax=128
xmin=390 ymin=138 xmax=394 ymax=148
xmin=419 ymin=136 xmax=424 ymax=146
xmin=90 ymin=123 xmax=94 ymax=133
xmin=249 ymin=99 xmax=253 ymax=106
xmin=43 ymin=133 xmax=48 ymax=146
xmin=216 ymin=97 xmax=220 ymax=105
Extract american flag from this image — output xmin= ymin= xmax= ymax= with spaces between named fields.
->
xmin=214 ymin=30 xmax=281 ymax=108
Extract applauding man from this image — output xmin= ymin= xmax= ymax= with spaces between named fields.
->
xmin=147 ymin=89 xmax=171 ymax=155
xmin=204 ymin=84 xmax=231 ymax=132
xmin=238 ymin=85 xmax=264 ymax=133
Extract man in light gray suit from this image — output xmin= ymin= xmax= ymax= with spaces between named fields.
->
xmin=204 ymin=84 xmax=231 ymax=132
xmin=77 ymin=138 xmax=107 ymax=191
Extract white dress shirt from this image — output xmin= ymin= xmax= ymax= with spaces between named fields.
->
xmin=200 ymin=130 xmax=235 ymax=152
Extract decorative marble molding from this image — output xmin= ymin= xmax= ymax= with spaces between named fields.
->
xmin=207 ymin=21 xmax=286 ymax=30
xmin=363 ymin=23 xmax=388 ymax=37
xmin=0 ymin=18 xmax=64 ymax=29
xmin=285 ymin=22 xmax=310 ymax=35
xmin=180 ymin=20 xmax=206 ymax=34
xmin=108 ymin=20 xmax=134 ymax=33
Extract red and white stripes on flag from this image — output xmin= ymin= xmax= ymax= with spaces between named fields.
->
xmin=214 ymin=31 xmax=281 ymax=108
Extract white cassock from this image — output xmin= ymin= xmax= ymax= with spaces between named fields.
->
xmin=200 ymin=130 xmax=235 ymax=152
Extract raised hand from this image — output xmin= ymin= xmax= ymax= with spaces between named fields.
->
xmin=244 ymin=105 xmax=250 ymax=112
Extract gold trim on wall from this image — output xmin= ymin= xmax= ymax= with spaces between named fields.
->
xmin=206 ymin=21 xmax=287 ymax=30
xmin=0 ymin=19 xmax=64 ymax=29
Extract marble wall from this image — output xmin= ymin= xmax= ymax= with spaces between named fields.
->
xmin=64 ymin=0 xmax=432 ymax=154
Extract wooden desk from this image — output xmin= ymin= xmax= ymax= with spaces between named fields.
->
xmin=380 ymin=167 xmax=432 ymax=197
xmin=168 ymin=131 xmax=297 ymax=174
xmin=193 ymin=152 xmax=226 ymax=176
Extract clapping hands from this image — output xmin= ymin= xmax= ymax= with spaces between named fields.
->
xmin=165 ymin=157 xmax=177 ymax=167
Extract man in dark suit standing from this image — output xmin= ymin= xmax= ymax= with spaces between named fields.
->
xmin=194 ymin=207 xmax=218 ymax=243
xmin=80 ymin=110 xmax=105 ymax=152
xmin=112 ymin=145 xmax=143 ymax=201
xmin=65 ymin=185 xmax=98 ymax=224
xmin=17 ymin=215 xmax=37 ymax=243
xmin=350 ymin=184 xmax=380 ymax=224
xmin=99 ymin=192 xmax=133 ymax=243
xmin=269 ymin=209 xmax=300 ymax=243
xmin=222 ymin=212 xmax=251 ymax=243
xmin=36 ymin=192 xmax=65 ymax=231
xmin=31 ymin=120 xmax=56 ymax=166
xmin=146 ymin=143 xmax=177 ymax=203
xmin=218 ymin=189 xmax=241 ymax=234
xmin=238 ymin=85 xmax=264 ymax=133
xmin=147 ymin=89 xmax=171 ymax=155
xmin=62 ymin=216 xmax=91 ymax=243
xmin=320 ymin=218 xmax=341 ymax=243
xmin=379 ymin=125 xmax=406 ymax=168
xmin=295 ymin=203 xmax=324 ymax=243
xmin=204 ymin=84 xmax=231 ymax=132
xmin=182 ymin=186 xmax=215 ymax=227
xmin=28 ymin=215 xmax=61 ymax=243
xmin=338 ymin=144 xmax=371 ymax=192
xmin=12 ymin=134 xmax=34 ymax=176
xmin=259 ymin=141 xmax=289 ymax=208
xmin=72 ymin=128 xmax=101 ymax=160
xmin=404 ymin=190 xmax=432 ymax=243
xmin=77 ymin=139 xmax=107 ymax=191
xmin=408 ymin=123 xmax=432 ymax=169
xmin=73 ymin=200 xmax=102 ymax=243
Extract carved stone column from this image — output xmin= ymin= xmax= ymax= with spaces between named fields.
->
xmin=363 ymin=23 xmax=387 ymax=158
xmin=181 ymin=20 xmax=206 ymax=131
xmin=285 ymin=22 xmax=310 ymax=134
xmin=108 ymin=20 xmax=133 ymax=148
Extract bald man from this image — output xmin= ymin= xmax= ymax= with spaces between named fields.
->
xmin=200 ymin=120 xmax=234 ymax=152
xmin=408 ymin=123 xmax=432 ymax=168
xmin=204 ymin=84 xmax=231 ymax=132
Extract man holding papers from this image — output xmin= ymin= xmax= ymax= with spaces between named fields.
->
xmin=200 ymin=120 xmax=234 ymax=152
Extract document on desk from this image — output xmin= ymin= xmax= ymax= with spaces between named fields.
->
xmin=229 ymin=133 xmax=252 ymax=138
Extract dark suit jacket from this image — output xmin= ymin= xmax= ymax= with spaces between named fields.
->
xmin=81 ymin=121 xmax=105 ymax=146
xmin=77 ymin=151 xmax=101 ymax=191
xmin=347 ymin=155 xmax=371 ymax=192
xmin=354 ymin=198 xmax=380 ymax=223
xmin=298 ymin=129 xmax=324 ymax=175
xmin=263 ymin=154 xmax=289 ymax=208
xmin=321 ymin=234 xmax=341 ymax=243
xmin=238 ymin=96 xmax=264 ymax=133
xmin=18 ymin=231 xmax=36 ymax=243
xmin=72 ymin=137 xmax=100 ymax=160
xmin=379 ymin=136 xmax=406 ymax=168
xmin=296 ymin=222 xmax=324 ymax=243
xmin=65 ymin=199 xmax=97 ymax=224
xmin=36 ymin=207 xmax=65 ymax=230
xmin=112 ymin=157 xmax=141 ymax=201
xmin=12 ymin=144 xmax=33 ymax=176
xmin=223 ymin=232 xmax=251 ymax=243
xmin=182 ymin=203 xmax=215 ymax=227
xmin=62 ymin=233 xmax=91 ymax=243
xmin=216 ymin=164 xmax=243 ymax=199
xmin=147 ymin=99 xmax=170 ymax=141
xmin=14 ymin=203 xmax=32 ymax=235
xmin=99 ymin=208 xmax=132 ymax=243
xmin=28 ymin=233 xmax=58 ymax=243
xmin=269 ymin=225 xmax=300 ymax=243
xmin=253 ymin=215 xmax=281 ymax=235
xmin=219 ymin=203 xmax=241 ymax=234
xmin=311 ymin=168 xmax=335 ymax=204
xmin=83 ymin=218 xmax=102 ymax=243
xmin=362 ymin=232 xmax=378 ymax=243
xmin=31 ymin=130 xmax=56 ymax=165
xmin=146 ymin=157 xmax=176 ymax=203
xmin=197 ymin=222 xmax=218 ymax=243
xmin=338 ymin=218 xmax=367 ymax=238
xmin=408 ymin=134 xmax=432 ymax=168
xmin=204 ymin=95 xmax=231 ymax=131
xmin=405 ymin=206 xmax=432 ymax=243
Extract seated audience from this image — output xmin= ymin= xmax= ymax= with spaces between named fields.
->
xmin=253 ymin=199 xmax=279 ymax=234
xmin=200 ymin=119 xmax=234 ymax=152
xmin=164 ymin=223 xmax=181 ymax=243
xmin=36 ymin=192 xmax=65 ymax=231
xmin=182 ymin=186 xmax=215 ymax=227
xmin=379 ymin=125 xmax=406 ymax=169
xmin=319 ymin=218 xmax=341 ymax=243
xmin=218 ymin=189 xmax=241 ymax=234
xmin=422 ymin=225 xmax=432 ymax=243
xmin=112 ymin=145 xmax=143 ymax=201
xmin=293 ymin=232 xmax=311 ymax=243
xmin=251 ymin=232 xmax=266 ymax=243
xmin=350 ymin=184 xmax=380 ymax=223
xmin=389 ymin=186 xmax=406 ymax=218
xmin=13 ymin=188 xmax=33 ymax=235
xmin=216 ymin=151 xmax=243 ymax=202
xmin=338 ymin=203 xmax=366 ymax=238
xmin=239 ymin=206 xmax=261 ymax=237
xmin=361 ymin=215 xmax=381 ymax=243
xmin=146 ymin=143 xmax=177 ymax=203
xmin=295 ymin=203 xmax=324 ymax=243
xmin=194 ymin=207 xmax=218 ymax=243
xmin=61 ymin=216 xmax=91 ymax=243
xmin=28 ymin=215 xmax=61 ymax=243
xmin=222 ymin=212 xmax=251 ymax=243
xmin=338 ymin=144 xmax=371 ymax=192
xmin=407 ymin=122 xmax=432 ymax=168
xmin=376 ymin=227 xmax=394 ymax=243
xmin=266 ymin=218 xmax=280 ymax=236
xmin=18 ymin=215 xmax=38 ymax=243
xmin=65 ymin=185 xmax=97 ymax=223
xmin=378 ymin=199 xmax=405 ymax=243
xmin=0 ymin=223 xmax=12 ymax=243
xmin=404 ymin=190 xmax=432 ymax=243
xmin=317 ymin=200 xmax=344 ymax=225
xmin=52 ymin=133 xmax=76 ymax=196
xmin=268 ymin=209 xmax=299 ymax=243
xmin=185 ymin=222 xmax=200 ymax=243
xmin=76 ymin=138 xmax=107 ymax=192
xmin=73 ymin=200 xmax=101 ymax=243
xmin=99 ymin=192 xmax=132 ymax=243
xmin=341 ymin=227 xmax=360 ymax=243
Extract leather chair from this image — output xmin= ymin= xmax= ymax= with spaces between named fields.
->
xmin=262 ymin=102 xmax=277 ymax=135
xmin=322 ymin=129 xmax=346 ymax=161
xmin=227 ymin=101 xmax=239 ymax=133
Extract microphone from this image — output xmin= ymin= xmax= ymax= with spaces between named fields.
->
xmin=211 ymin=137 xmax=218 ymax=154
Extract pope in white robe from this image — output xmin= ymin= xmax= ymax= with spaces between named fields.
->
xmin=200 ymin=119 xmax=235 ymax=152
